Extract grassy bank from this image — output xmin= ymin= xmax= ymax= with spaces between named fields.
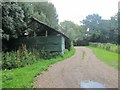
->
xmin=2 ymin=48 xmax=76 ymax=88
xmin=87 ymin=46 xmax=119 ymax=70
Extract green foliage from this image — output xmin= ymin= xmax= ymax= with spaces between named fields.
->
xmin=0 ymin=29 xmax=9 ymax=40
xmin=81 ymin=14 xmax=102 ymax=30
xmin=81 ymin=13 xmax=118 ymax=44
xmin=2 ymin=50 xmax=37 ymax=70
xmin=2 ymin=2 xmax=58 ymax=40
xmin=2 ymin=2 xmax=26 ymax=39
xmin=88 ymin=46 xmax=119 ymax=70
xmin=59 ymin=13 xmax=118 ymax=46
xmin=18 ymin=2 xmax=34 ymax=24
xmin=59 ymin=21 xmax=83 ymax=41
xmin=31 ymin=49 xmax=62 ymax=60
xmin=2 ymin=47 xmax=75 ymax=88
xmin=32 ymin=2 xmax=58 ymax=29
xmin=118 ymin=12 xmax=120 ymax=44
xmin=2 ymin=47 xmax=63 ymax=70
xmin=2 ymin=2 xmax=59 ymax=51
xmin=0 ymin=71 xmax=1 ymax=90
xmin=89 ymin=42 xmax=119 ymax=53
xmin=32 ymin=11 xmax=48 ymax=25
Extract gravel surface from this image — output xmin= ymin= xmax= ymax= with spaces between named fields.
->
xmin=34 ymin=47 xmax=118 ymax=88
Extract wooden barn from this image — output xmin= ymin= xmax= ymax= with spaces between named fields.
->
xmin=9 ymin=17 xmax=71 ymax=53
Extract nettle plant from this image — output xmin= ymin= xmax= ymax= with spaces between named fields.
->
xmin=2 ymin=44 xmax=63 ymax=70
xmin=2 ymin=44 xmax=38 ymax=69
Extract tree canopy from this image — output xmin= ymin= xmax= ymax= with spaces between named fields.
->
xmin=32 ymin=2 xmax=58 ymax=29
xmin=59 ymin=13 xmax=118 ymax=45
xmin=80 ymin=14 xmax=118 ymax=44
xmin=59 ymin=21 xmax=83 ymax=41
xmin=2 ymin=2 xmax=26 ymax=39
xmin=2 ymin=2 xmax=58 ymax=40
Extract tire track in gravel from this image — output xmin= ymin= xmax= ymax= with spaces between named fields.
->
xmin=34 ymin=47 xmax=118 ymax=88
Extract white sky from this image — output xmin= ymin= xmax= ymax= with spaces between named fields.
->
xmin=49 ymin=0 xmax=120 ymax=25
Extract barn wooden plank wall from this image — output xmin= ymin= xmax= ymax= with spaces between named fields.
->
xmin=10 ymin=36 xmax=65 ymax=53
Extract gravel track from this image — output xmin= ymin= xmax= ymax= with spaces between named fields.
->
xmin=34 ymin=47 xmax=118 ymax=88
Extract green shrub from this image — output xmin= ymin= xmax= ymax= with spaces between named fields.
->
xmin=30 ymin=48 xmax=62 ymax=59
xmin=89 ymin=42 xmax=119 ymax=53
xmin=2 ymin=50 xmax=37 ymax=70
xmin=2 ymin=48 xmax=65 ymax=70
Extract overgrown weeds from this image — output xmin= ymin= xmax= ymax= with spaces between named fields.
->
xmin=2 ymin=44 xmax=63 ymax=70
xmin=89 ymin=42 xmax=119 ymax=53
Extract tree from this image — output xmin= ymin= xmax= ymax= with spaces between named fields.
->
xmin=81 ymin=14 xmax=102 ymax=31
xmin=118 ymin=12 xmax=120 ymax=44
xmin=81 ymin=13 xmax=118 ymax=44
xmin=59 ymin=21 xmax=83 ymax=41
xmin=2 ymin=2 xmax=26 ymax=39
xmin=18 ymin=2 xmax=34 ymax=24
xmin=32 ymin=2 xmax=58 ymax=29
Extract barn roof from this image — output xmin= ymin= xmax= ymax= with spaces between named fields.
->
xmin=30 ymin=17 xmax=70 ymax=40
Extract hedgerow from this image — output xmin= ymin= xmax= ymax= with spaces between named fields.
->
xmin=89 ymin=42 xmax=119 ymax=53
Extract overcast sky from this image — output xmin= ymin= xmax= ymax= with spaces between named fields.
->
xmin=49 ymin=0 xmax=119 ymax=25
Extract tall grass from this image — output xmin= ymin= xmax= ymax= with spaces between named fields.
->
xmin=89 ymin=42 xmax=119 ymax=53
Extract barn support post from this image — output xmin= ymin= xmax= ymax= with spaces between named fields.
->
xmin=45 ymin=30 xmax=48 ymax=37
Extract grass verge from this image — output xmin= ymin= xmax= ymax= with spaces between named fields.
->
xmin=82 ymin=50 xmax=86 ymax=60
xmin=87 ymin=46 xmax=119 ymax=70
xmin=2 ymin=48 xmax=76 ymax=88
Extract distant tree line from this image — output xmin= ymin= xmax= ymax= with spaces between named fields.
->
xmin=59 ymin=14 xmax=119 ymax=45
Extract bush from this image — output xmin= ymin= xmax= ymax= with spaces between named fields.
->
xmin=2 ymin=46 xmax=63 ymax=70
xmin=2 ymin=50 xmax=37 ymax=70
xmin=30 ymin=48 xmax=62 ymax=59
xmin=89 ymin=42 xmax=119 ymax=53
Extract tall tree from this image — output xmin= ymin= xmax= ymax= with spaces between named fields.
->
xmin=81 ymin=14 xmax=102 ymax=31
xmin=59 ymin=21 xmax=83 ymax=41
xmin=2 ymin=2 xmax=26 ymax=39
xmin=32 ymin=2 xmax=58 ymax=29
xmin=81 ymin=13 xmax=118 ymax=44
xmin=118 ymin=12 xmax=120 ymax=44
xmin=18 ymin=2 xmax=34 ymax=24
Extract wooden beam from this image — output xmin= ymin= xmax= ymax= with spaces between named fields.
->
xmin=31 ymin=17 xmax=70 ymax=40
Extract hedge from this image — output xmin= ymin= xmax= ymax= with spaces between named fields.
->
xmin=89 ymin=42 xmax=120 ymax=53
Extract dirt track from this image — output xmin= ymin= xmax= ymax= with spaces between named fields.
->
xmin=34 ymin=47 xmax=118 ymax=88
